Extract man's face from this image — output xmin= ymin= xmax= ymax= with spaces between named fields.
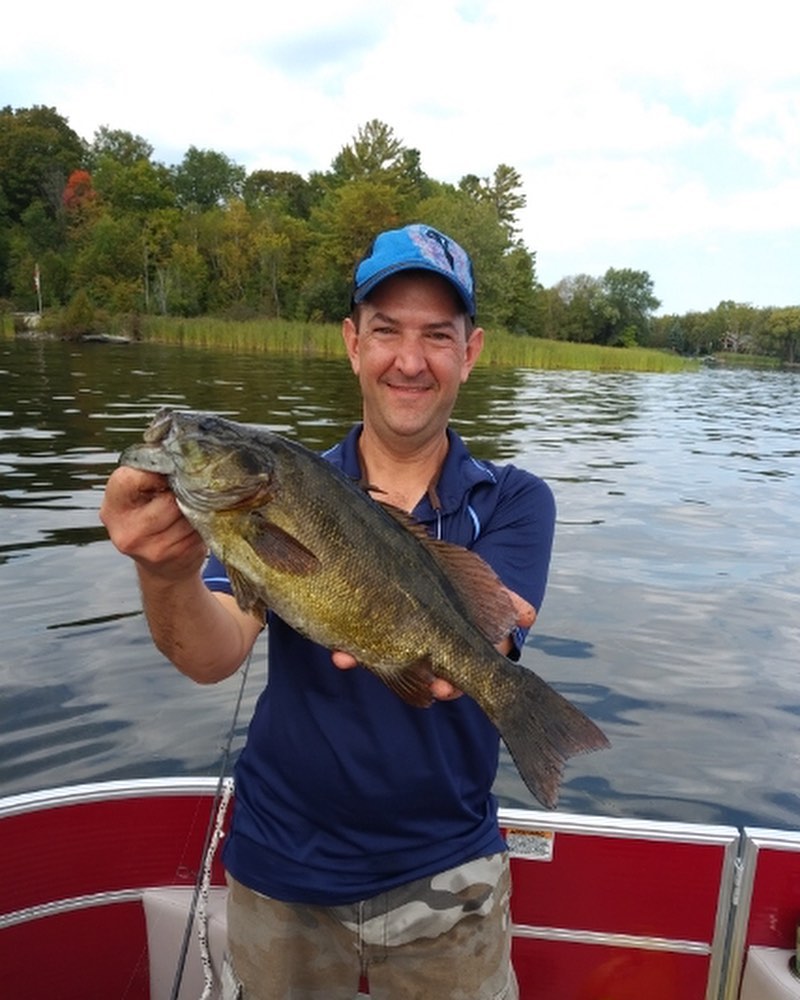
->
xmin=342 ymin=271 xmax=484 ymax=448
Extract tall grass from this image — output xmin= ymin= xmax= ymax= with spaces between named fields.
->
xmin=477 ymin=328 xmax=694 ymax=372
xmin=141 ymin=316 xmax=347 ymax=357
xmin=141 ymin=316 xmax=696 ymax=373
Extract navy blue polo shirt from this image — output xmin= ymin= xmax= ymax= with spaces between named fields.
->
xmin=203 ymin=425 xmax=555 ymax=905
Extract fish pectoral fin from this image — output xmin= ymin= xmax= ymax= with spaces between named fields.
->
xmin=373 ymin=657 xmax=436 ymax=708
xmin=248 ymin=514 xmax=320 ymax=575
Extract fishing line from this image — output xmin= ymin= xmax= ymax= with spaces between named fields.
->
xmin=169 ymin=649 xmax=252 ymax=1000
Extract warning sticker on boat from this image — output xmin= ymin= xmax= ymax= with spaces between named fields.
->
xmin=505 ymin=828 xmax=554 ymax=862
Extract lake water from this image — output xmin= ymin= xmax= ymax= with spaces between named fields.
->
xmin=2 ymin=338 xmax=799 ymax=831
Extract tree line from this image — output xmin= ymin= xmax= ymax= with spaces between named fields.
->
xmin=539 ymin=276 xmax=799 ymax=364
xmin=1 ymin=106 xmax=797 ymax=362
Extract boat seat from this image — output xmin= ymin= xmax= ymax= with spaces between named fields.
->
xmin=739 ymin=947 xmax=800 ymax=1000
xmin=142 ymin=886 xmax=228 ymax=1000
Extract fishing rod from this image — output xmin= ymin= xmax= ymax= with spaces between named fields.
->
xmin=169 ymin=651 xmax=252 ymax=1000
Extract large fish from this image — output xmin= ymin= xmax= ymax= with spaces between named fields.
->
xmin=120 ymin=408 xmax=609 ymax=807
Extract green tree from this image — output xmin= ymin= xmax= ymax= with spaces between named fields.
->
xmin=194 ymin=200 xmax=303 ymax=316
xmin=459 ymin=164 xmax=526 ymax=239
xmin=80 ymin=136 xmax=177 ymax=311
xmin=71 ymin=212 xmax=144 ymax=310
xmin=252 ymin=212 xmax=309 ymax=319
xmin=0 ymin=106 xmax=84 ymax=299
xmin=92 ymin=156 xmax=176 ymax=216
xmin=682 ymin=310 xmax=722 ymax=355
xmin=0 ymin=105 xmax=85 ymax=224
xmin=548 ymin=274 xmax=606 ymax=342
xmin=650 ymin=314 xmax=690 ymax=353
xmin=161 ymin=239 xmax=208 ymax=316
xmin=597 ymin=268 xmax=661 ymax=346
xmin=712 ymin=300 xmax=763 ymax=353
xmin=243 ymin=169 xmax=316 ymax=218
xmin=761 ymin=306 xmax=800 ymax=364
xmin=416 ymin=187 xmax=538 ymax=333
xmin=142 ymin=208 xmax=183 ymax=313
xmin=331 ymin=119 xmax=406 ymax=181
xmin=303 ymin=179 xmax=405 ymax=319
xmin=172 ymin=146 xmax=246 ymax=209
xmin=88 ymin=126 xmax=155 ymax=167
xmin=330 ymin=120 xmax=429 ymax=207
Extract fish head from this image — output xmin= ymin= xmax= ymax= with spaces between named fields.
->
xmin=120 ymin=408 xmax=276 ymax=513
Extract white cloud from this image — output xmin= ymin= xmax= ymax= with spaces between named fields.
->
xmin=2 ymin=0 xmax=800 ymax=311
xmin=732 ymin=89 xmax=800 ymax=171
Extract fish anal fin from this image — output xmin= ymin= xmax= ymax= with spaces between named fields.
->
xmin=247 ymin=513 xmax=320 ymax=576
xmin=372 ymin=657 xmax=435 ymax=708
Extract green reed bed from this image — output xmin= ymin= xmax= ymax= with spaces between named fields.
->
xmin=143 ymin=316 xmax=348 ymax=357
xmin=713 ymin=352 xmax=781 ymax=369
xmin=477 ymin=330 xmax=695 ymax=372
xmin=141 ymin=316 xmax=695 ymax=373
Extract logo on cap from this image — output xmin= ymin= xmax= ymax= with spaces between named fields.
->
xmin=352 ymin=223 xmax=476 ymax=318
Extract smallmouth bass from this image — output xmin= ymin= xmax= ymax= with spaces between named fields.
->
xmin=120 ymin=408 xmax=609 ymax=807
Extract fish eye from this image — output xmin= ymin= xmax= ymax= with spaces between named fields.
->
xmin=240 ymin=449 xmax=268 ymax=476
xmin=198 ymin=415 xmax=224 ymax=434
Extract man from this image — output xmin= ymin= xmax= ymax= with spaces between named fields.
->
xmin=100 ymin=223 xmax=556 ymax=999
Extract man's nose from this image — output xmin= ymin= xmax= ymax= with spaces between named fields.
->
xmin=394 ymin=334 xmax=426 ymax=375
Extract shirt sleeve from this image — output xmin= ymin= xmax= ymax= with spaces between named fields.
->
xmin=202 ymin=552 xmax=233 ymax=594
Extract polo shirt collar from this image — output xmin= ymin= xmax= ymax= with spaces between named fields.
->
xmin=327 ymin=425 xmax=495 ymax=518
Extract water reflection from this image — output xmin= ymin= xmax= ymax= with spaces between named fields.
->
xmin=1 ymin=340 xmax=800 ymax=832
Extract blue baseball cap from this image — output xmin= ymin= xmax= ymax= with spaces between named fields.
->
xmin=351 ymin=223 xmax=476 ymax=319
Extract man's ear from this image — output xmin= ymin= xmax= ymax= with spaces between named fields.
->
xmin=461 ymin=325 xmax=484 ymax=382
xmin=342 ymin=316 xmax=360 ymax=374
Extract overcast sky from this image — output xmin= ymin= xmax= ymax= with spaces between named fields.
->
xmin=3 ymin=0 xmax=798 ymax=315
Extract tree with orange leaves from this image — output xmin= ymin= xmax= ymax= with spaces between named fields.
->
xmin=62 ymin=169 xmax=97 ymax=213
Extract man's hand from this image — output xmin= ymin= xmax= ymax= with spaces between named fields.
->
xmin=330 ymin=588 xmax=537 ymax=702
xmin=100 ymin=466 xmax=207 ymax=580
xmin=100 ymin=466 xmax=260 ymax=682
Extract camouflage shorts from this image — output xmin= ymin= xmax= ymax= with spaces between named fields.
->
xmin=224 ymin=852 xmax=518 ymax=1000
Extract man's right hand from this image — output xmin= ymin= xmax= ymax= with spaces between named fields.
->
xmin=99 ymin=466 xmax=207 ymax=581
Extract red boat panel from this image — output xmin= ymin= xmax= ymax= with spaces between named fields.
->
xmin=507 ymin=831 xmax=725 ymax=942
xmin=2 ymin=900 xmax=150 ymax=1000
xmin=0 ymin=793 xmax=226 ymax=915
xmin=512 ymin=937 xmax=710 ymax=1000
xmin=0 ymin=786 xmax=743 ymax=1000
xmin=744 ymin=841 xmax=800 ymax=948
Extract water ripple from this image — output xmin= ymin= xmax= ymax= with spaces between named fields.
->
xmin=1 ymin=342 xmax=799 ymax=830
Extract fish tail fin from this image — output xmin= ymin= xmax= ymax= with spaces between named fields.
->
xmin=494 ymin=667 xmax=610 ymax=809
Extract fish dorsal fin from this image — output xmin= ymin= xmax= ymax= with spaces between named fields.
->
xmin=371 ymin=657 xmax=436 ymax=708
xmin=247 ymin=512 xmax=320 ymax=576
xmin=381 ymin=506 xmax=517 ymax=645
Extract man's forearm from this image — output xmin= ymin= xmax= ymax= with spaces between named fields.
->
xmin=137 ymin=568 xmax=259 ymax=683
